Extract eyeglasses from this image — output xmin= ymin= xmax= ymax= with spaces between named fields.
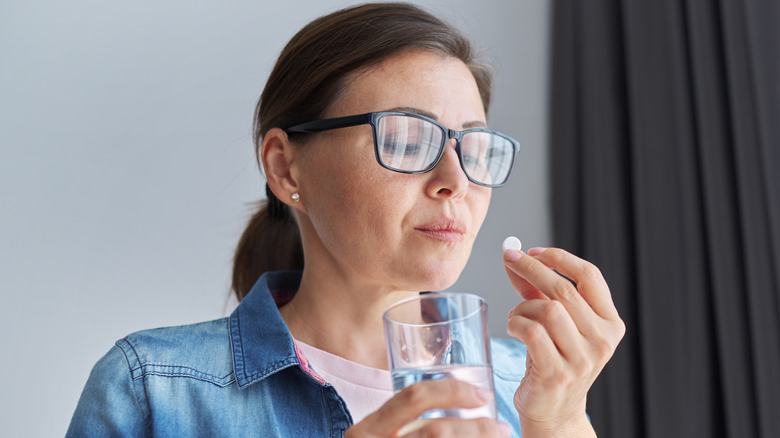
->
xmin=285 ymin=111 xmax=520 ymax=187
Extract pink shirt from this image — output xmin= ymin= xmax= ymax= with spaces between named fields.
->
xmin=294 ymin=340 xmax=395 ymax=424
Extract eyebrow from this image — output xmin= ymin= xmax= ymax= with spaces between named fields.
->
xmin=387 ymin=106 xmax=487 ymax=129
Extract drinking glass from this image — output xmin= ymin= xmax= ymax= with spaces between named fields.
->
xmin=383 ymin=292 xmax=495 ymax=431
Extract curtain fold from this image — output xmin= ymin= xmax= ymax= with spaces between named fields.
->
xmin=550 ymin=1 xmax=780 ymax=437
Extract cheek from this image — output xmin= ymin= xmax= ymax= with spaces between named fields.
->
xmin=469 ymin=188 xmax=492 ymax=232
xmin=339 ymin=171 xmax=415 ymax=231
xmin=304 ymin=152 xmax=410 ymax=242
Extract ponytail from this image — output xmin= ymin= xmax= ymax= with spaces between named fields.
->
xmin=231 ymin=184 xmax=303 ymax=301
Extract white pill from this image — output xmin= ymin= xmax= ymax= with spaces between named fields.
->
xmin=502 ymin=236 xmax=522 ymax=252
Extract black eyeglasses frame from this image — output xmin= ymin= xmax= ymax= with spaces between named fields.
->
xmin=285 ymin=111 xmax=520 ymax=188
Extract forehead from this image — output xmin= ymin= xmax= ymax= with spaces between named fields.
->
xmin=331 ymin=50 xmax=486 ymax=127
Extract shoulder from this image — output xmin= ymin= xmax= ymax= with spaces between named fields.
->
xmin=68 ymin=318 xmax=237 ymax=436
xmin=491 ymin=337 xmax=527 ymax=382
xmin=115 ymin=317 xmax=234 ymax=387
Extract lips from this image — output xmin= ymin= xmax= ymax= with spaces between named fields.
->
xmin=414 ymin=218 xmax=466 ymax=242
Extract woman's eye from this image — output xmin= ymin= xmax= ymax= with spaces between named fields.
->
xmin=403 ymin=143 xmax=421 ymax=156
xmin=487 ymin=146 xmax=507 ymax=160
xmin=383 ymin=141 xmax=420 ymax=156
xmin=463 ymin=153 xmax=482 ymax=166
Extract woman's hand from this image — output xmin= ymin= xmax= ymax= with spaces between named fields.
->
xmin=503 ymin=247 xmax=625 ymax=437
xmin=345 ymin=379 xmax=512 ymax=437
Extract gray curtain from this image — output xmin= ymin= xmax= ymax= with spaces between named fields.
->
xmin=549 ymin=0 xmax=780 ymax=437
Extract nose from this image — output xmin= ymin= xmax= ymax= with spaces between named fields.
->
xmin=425 ymin=140 xmax=469 ymax=199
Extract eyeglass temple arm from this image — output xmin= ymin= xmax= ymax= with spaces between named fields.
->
xmin=285 ymin=113 xmax=372 ymax=134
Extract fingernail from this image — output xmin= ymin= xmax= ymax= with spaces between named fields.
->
xmin=498 ymin=422 xmax=513 ymax=436
xmin=474 ymin=387 xmax=493 ymax=402
xmin=503 ymin=249 xmax=522 ymax=262
xmin=528 ymin=247 xmax=547 ymax=256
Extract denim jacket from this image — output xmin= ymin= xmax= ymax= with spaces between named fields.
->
xmin=67 ymin=271 xmax=527 ymax=437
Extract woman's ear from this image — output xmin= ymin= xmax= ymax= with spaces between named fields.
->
xmin=261 ymin=128 xmax=305 ymax=212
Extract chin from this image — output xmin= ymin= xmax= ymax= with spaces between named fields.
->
xmin=412 ymin=262 xmax=464 ymax=292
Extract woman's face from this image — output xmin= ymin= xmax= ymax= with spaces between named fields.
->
xmin=292 ymin=50 xmax=492 ymax=293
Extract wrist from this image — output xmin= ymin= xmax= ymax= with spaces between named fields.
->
xmin=519 ymin=412 xmax=595 ymax=438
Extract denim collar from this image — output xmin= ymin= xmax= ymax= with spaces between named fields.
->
xmin=229 ymin=270 xmax=309 ymax=389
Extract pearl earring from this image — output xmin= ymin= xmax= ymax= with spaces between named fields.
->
xmin=291 ymin=193 xmax=300 ymax=202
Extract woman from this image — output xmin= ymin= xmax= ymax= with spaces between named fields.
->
xmin=67 ymin=3 xmax=624 ymax=437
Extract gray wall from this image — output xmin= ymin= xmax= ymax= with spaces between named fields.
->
xmin=0 ymin=1 xmax=550 ymax=435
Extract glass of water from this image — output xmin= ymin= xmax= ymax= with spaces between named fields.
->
xmin=383 ymin=292 xmax=495 ymax=431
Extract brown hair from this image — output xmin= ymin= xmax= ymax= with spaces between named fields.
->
xmin=231 ymin=2 xmax=493 ymax=300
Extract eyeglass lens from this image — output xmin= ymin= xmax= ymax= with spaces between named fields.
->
xmin=375 ymin=114 xmax=514 ymax=186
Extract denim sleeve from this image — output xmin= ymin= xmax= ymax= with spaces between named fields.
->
xmin=66 ymin=344 xmax=147 ymax=437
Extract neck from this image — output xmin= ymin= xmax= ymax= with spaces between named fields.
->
xmin=279 ymin=267 xmax=418 ymax=370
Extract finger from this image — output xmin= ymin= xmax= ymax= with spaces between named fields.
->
xmin=528 ymin=247 xmax=620 ymax=321
xmin=503 ymin=248 xmax=594 ymax=327
xmin=404 ymin=417 xmax=512 ymax=438
xmin=359 ymin=379 xmax=491 ymax=436
xmin=506 ymin=313 xmax=563 ymax=379
xmin=509 ymin=299 xmax=585 ymax=362
xmin=503 ymin=262 xmax=548 ymax=302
